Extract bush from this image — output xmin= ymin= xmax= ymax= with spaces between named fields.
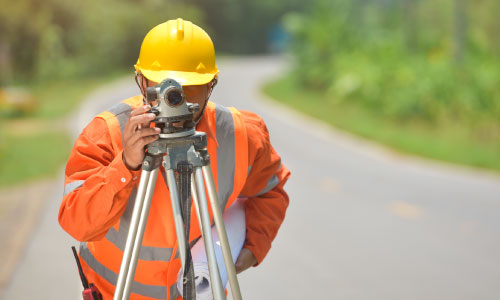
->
xmin=283 ymin=0 xmax=500 ymax=140
xmin=0 ymin=0 xmax=202 ymax=84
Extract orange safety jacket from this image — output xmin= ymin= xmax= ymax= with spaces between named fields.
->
xmin=59 ymin=96 xmax=290 ymax=300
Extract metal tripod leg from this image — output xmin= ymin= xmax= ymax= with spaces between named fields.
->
xmin=112 ymin=130 xmax=245 ymax=300
xmin=123 ymin=168 xmax=159 ymax=297
xmin=165 ymin=163 xmax=226 ymax=299
xmin=114 ymin=167 xmax=158 ymax=300
xmin=191 ymin=173 xmax=203 ymax=236
xmin=165 ymin=168 xmax=189 ymax=273
xmin=202 ymin=165 xmax=243 ymax=300
xmin=192 ymin=166 xmax=225 ymax=299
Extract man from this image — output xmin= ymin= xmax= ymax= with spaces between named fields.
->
xmin=59 ymin=18 xmax=290 ymax=300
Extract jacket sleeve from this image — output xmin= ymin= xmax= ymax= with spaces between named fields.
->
xmin=59 ymin=117 xmax=140 ymax=242
xmin=239 ymin=111 xmax=291 ymax=265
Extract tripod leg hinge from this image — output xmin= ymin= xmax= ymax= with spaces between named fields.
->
xmin=198 ymin=149 xmax=211 ymax=166
xmin=142 ymin=154 xmax=162 ymax=171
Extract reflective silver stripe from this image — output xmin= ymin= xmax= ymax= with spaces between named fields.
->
xmin=257 ymin=174 xmax=279 ymax=196
xmin=94 ymin=102 xmax=236 ymax=294
xmin=104 ymin=101 xmax=174 ymax=261
xmin=215 ymin=104 xmax=236 ymax=210
xmin=159 ymin=171 xmax=202 ymax=260
xmin=172 ymin=237 xmax=202 ymax=259
xmin=105 ymin=187 xmax=174 ymax=262
xmin=79 ymin=243 xmax=167 ymax=299
xmin=63 ymin=180 xmax=85 ymax=196
xmin=106 ymin=228 xmax=173 ymax=261
xmin=107 ymin=102 xmax=133 ymax=142
xmin=170 ymin=281 xmax=181 ymax=299
xmin=241 ymin=163 xmax=282 ymax=197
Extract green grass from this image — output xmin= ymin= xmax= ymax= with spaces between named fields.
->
xmin=263 ymin=75 xmax=500 ymax=172
xmin=0 ymin=131 xmax=72 ymax=187
xmin=0 ymin=70 xmax=130 ymax=187
xmin=31 ymin=69 xmax=130 ymax=119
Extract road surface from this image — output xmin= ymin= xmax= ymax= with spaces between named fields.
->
xmin=2 ymin=56 xmax=500 ymax=299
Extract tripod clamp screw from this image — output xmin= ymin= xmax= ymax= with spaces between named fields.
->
xmin=142 ymin=154 xmax=161 ymax=171
xmin=198 ymin=149 xmax=210 ymax=166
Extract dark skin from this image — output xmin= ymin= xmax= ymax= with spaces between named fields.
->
xmin=122 ymin=74 xmax=257 ymax=273
xmin=122 ymin=77 xmax=212 ymax=170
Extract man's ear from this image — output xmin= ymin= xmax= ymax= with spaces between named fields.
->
xmin=135 ymin=73 xmax=145 ymax=94
xmin=207 ymin=77 xmax=217 ymax=98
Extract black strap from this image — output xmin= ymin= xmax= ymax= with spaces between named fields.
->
xmin=71 ymin=246 xmax=89 ymax=289
xmin=177 ymin=163 xmax=196 ymax=300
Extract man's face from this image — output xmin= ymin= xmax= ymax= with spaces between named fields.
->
xmin=183 ymin=84 xmax=210 ymax=120
xmin=144 ymin=78 xmax=210 ymax=121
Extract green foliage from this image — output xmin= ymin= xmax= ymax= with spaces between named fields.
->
xmin=0 ymin=88 xmax=38 ymax=118
xmin=0 ymin=0 xmax=305 ymax=84
xmin=327 ymin=52 xmax=500 ymax=124
xmin=0 ymin=0 xmax=202 ymax=84
xmin=30 ymin=70 xmax=129 ymax=119
xmin=186 ymin=0 xmax=305 ymax=53
xmin=282 ymin=0 xmax=500 ymax=139
xmin=277 ymin=0 xmax=500 ymax=170
xmin=0 ymin=130 xmax=72 ymax=187
xmin=264 ymin=75 xmax=500 ymax=172
xmin=0 ymin=0 xmax=308 ymax=84
xmin=0 ymin=72 xmax=127 ymax=186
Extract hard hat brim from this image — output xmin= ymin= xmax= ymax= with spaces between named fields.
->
xmin=138 ymin=68 xmax=218 ymax=86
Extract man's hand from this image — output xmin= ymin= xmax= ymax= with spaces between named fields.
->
xmin=123 ymin=105 xmax=160 ymax=170
xmin=235 ymin=248 xmax=257 ymax=274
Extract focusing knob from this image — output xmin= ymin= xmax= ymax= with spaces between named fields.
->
xmin=148 ymin=107 xmax=160 ymax=116
xmin=146 ymin=87 xmax=158 ymax=102
xmin=188 ymin=103 xmax=200 ymax=113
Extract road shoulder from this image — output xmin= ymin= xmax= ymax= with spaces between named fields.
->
xmin=0 ymin=178 xmax=57 ymax=295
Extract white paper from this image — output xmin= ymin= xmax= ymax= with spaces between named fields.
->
xmin=177 ymin=198 xmax=246 ymax=299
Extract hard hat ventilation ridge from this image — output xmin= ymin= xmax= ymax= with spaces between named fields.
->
xmin=176 ymin=18 xmax=185 ymax=40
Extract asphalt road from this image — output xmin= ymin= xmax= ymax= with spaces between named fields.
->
xmin=3 ymin=56 xmax=500 ymax=299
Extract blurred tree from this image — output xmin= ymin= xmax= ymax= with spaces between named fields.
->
xmin=468 ymin=0 xmax=500 ymax=56
xmin=283 ymin=0 xmax=500 ymax=125
xmin=185 ymin=0 xmax=306 ymax=53
xmin=453 ymin=0 xmax=467 ymax=63
xmin=0 ymin=40 xmax=13 ymax=85
xmin=403 ymin=0 xmax=419 ymax=52
xmin=0 ymin=0 xmax=81 ymax=83
xmin=0 ymin=0 xmax=201 ymax=84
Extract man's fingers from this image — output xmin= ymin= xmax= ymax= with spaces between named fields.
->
xmin=137 ymin=127 xmax=160 ymax=137
xmin=124 ymin=105 xmax=153 ymax=135
xmin=128 ymin=127 xmax=160 ymax=145
xmin=128 ymin=113 xmax=156 ymax=130
xmin=235 ymin=254 xmax=247 ymax=274
xmin=139 ymin=134 xmax=160 ymax=147
xmin=235 ymin=262 xmax=243 ymax=274
xmin=130 ymin=105 xmax=151 ymax=118
xmin=235 ymin=260 xmax=248 ymax=274
xmin=234 ymin=248 xmax=257 ymax=274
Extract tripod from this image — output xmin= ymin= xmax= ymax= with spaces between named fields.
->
xmin=112 ymin=129 xmax=243 ymax=300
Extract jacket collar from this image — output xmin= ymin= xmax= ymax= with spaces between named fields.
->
xmin=196 ymin=104 xmax=218 ymax=147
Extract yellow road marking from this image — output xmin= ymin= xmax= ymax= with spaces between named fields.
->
xmin=461 ymin=221 xmax=476 ymax=234
xmin=320 ymin=177 xmax=340 ymax=195
xmin=389 ymin=201 xmax=423 ymax=220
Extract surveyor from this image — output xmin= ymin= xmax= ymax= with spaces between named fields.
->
xmin=59 ymin=18 xmax=290 ymax=300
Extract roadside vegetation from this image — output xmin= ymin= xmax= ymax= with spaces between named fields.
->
xmin=0 ymin=0 xmax=186 ymax=187
xmin=0 ymin=0 xmax=303 ymax=186
xmin=0 ymin=72 xmax=128 ymax=187
xmin=265 ymin=0 xmax=500 ymax=172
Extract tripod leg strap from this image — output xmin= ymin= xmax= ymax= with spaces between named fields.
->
xmin=178 ymin=163 xmax=196 ymax=300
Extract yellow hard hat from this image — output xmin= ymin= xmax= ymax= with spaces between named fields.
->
xmin=134 ymin=18 xmax=218 ymax=86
